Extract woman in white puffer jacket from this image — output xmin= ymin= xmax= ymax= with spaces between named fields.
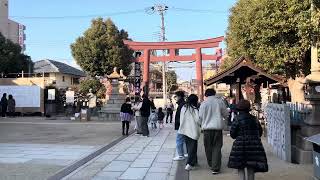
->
xmin=178 ymin=94 xmax=201 ymax=171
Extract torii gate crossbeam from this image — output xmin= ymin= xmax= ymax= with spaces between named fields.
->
xmin=124 ymin=36 xmax=224 ymax=100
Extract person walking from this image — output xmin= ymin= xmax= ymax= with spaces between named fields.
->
xmin=149 ymin=109 xmax=158 ymax=129
xmin=165 ymin=99 xmax=174 ymax=123
xmin=199 ymin=88 xmax=229 ymax=174
xmin=132 ymin=96 xmax=143 ymax=135
xmin=228 ymin=100 xmax=268 ymax=180
xmin=140 ymin=94 xmax=153 ymax=137
xmin=1 ymin=93 xmax=8 ymax=117
xmin=178 ymin=94 xmax=201 ymax=171
xmin=120 ymin=97 xmax=134 ymax=136
xmin=7 ymin=95 xmax=16 ymax=117
xmin=157 ymin=107 xmax=165 ymax=129
xmin=228 ymin=97 xmax=236 ymax=126
xmin=173 ymin=91 xmax=187 ymax=161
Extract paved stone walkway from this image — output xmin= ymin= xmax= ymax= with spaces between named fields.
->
xmin=64 ymin=125 xmax=177 ymax=180
xmin=190 ymin=134 xmax=313 ymax=180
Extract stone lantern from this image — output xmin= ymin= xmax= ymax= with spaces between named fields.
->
xmin=98 ymin=67 xmax=126 ymax=121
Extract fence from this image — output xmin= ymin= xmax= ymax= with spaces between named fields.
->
xmin=265 ymin=103 xmax=291 ymax=162
xmin=286 ymin=102 xmax=311 ymax=125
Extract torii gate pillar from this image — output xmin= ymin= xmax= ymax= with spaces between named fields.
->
xmin=195 ymin=48 xmax=204 ymax=100
xmin=143 ymin=49 xmax=150 ymax=96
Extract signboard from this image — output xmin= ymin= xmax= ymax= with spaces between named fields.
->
xmin=134 ymin=62 xmax=141 ymax=95
xmin=66 ymin=91 xmax=74 ymax=104
xmin=47 ymin=89 xmax=55 ymax=100
xmin=18 ymin=24 xmax=25 ymax=51
xmin=0 ymin=86 xmax=40 ymax=107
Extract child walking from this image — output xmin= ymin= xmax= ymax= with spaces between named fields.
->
xmin=149 ymin=109 xmax=158 ymax=129
xmin=228 ymin=100 xmax=268 ymax=180
xmin=157 ymin=107 xmax=165 ymax=129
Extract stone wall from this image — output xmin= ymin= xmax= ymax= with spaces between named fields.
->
xmin=265 ymin=103 xmax=291 ymax=162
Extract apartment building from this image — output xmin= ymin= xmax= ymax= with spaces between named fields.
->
xmin=0 ymin=0 xmax=26 ymax=51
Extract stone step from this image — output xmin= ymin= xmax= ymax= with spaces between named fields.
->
xmin=98 ymin=113 xmax=120 ymax=121
xmin=291 ymin=145 xmax=313 ymax=164
xmin=300 ymin=125 xmax=320 ymax=137
xmin=296 ymin=132 xmax=313 ymax=151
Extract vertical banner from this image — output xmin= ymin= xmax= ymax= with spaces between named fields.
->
xmin=18 ymin=24 xmax=25 ymax=51
xmin=134 ymin=62 xmax=141 ymax=96
xmin=66 ymin=90 xmax=75 ymax=104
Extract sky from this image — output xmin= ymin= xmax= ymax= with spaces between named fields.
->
xmin=8 ymin=0 xmax=236 ymax=80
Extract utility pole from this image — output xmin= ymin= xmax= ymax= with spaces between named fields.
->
xmin=147 ymin=4 xmax=169 ymax=106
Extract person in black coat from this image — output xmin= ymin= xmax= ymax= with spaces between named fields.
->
xmin=228 ymin=100 xmax=268 ymax=180
xmin=1 ymin=93 xmax=8 ymax=117
xmin=120 ymin=97 xmax=134 ymax=135
xmin=139 ymin=94 xmax=155 ymax=137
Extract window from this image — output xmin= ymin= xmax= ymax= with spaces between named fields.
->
xmin=73 ymin=78 xmax=80 ymax=85
xmin=62 ymin=76 xmax=65 ymax=82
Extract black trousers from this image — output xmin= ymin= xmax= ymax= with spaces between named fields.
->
xmin=166 ymin=111 xmax=173 ymax=123
xmin=141 ymin=116 xmax=149 ymax=136
xmin=122 ymin=121 xmax=129 ymax=135
xmin=203 ymin=130 xmax=223 ymax=171
xmin=184 ymin=135 xmax=198 ymax=166
xmin=1 ymin=106 xmax=7 ymax=117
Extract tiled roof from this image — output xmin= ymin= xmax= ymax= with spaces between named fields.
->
xmin=34 ymin=59 xmax=86 ymax=77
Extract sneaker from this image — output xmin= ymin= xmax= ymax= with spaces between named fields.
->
xmin=173 ymin=156 xmax=185 ymax=161
xmin=212 ymin=171 xmax=220 ymax=175
xmin=185 ymin=164 xmax=195 ymax=171
xmin=184 ymin=154 xmax=188 ymax=158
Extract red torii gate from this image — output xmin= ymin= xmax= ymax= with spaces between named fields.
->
xmin=124 ymin=36 xmax=224 ymax=100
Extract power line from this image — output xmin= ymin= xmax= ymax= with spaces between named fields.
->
xmin=5 ymin=7 xmax=227 ymax=20
xmin=8 ymin=9 xmax=146 ymax=19
xmin=171 ymin=7 xmax=228 ymax=14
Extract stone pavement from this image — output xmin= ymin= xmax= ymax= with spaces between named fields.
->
xmin=64 ymin=125 xmax=178 ymax=180
xmin=0 ymin=118 xmax=125 ymax=180
xmin=0 ymin=143 xmax=95 ymax=180
xmin=190 ymin=134 xmax=314 ymax=180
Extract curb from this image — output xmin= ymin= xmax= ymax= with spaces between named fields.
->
xmin=175 ymin=160 xmax=189 ymax=180
xmin=47 ymin=131 xmax=134 ymax=180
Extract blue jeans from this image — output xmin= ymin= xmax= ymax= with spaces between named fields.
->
xmin=176 ymin=133 xmax=185 ymax=156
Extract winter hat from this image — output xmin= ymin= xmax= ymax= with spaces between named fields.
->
xmin=236 ymin=100 xmax=251 ymax=111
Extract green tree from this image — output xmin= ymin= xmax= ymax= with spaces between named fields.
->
xmin=166 ymin=70 xmax=178 ymax=93
xmin=79 ymin=78 xmax=106 ymax=99
xmin=71 ymin=18 xmax=133 ymax=77
xmin=0 ymin=33 xmax=33 ymax=74
xmin=226 ymin=0 xmax=314 ymax=78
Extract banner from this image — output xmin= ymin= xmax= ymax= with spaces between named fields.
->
xmin=134 ymin=62 xmax=141 ymax=95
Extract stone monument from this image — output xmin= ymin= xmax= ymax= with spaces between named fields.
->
xmin=98 ymin=67 xmax=126 ymax=121
xmin=293 ymin=6 xmax=320 ymax=164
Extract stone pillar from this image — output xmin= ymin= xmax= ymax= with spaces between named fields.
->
xmin=143 ymin=49 xmax=150 ymax=96
xmin=196 ymin=48 xmax=204 ymax=100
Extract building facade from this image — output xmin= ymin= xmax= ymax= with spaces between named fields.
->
xmin=33 ymin=59 xmax=86 ymax=89
xmin=0 ymin=0 xmax=26 ymax=51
